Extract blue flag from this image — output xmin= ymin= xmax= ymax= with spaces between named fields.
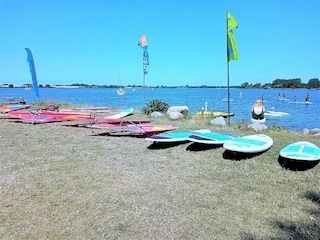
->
xmin=138 ymin=34 xmax=150 ymax=75
xmin=143 ymin=49 xmax=149 ymax=75
xmin=25 ymin=48 xmax=39 ymax=99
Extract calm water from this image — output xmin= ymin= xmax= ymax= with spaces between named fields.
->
xmin=1 ymin=87 xmax=319 ymax=131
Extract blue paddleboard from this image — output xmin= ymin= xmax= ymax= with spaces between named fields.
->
xmin=280 ymin=141 xmax=320 ymax=161
xmin=223 ymin=134 xmax=273 ymax=153
xmin=187 ymin=132 xmax=237 ymax=145
xmin=145 ymin=129 xmax=210 ymax=143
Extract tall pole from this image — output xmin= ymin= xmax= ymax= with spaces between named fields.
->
xmin=143 ymin=71 xmax=146 ymax=105
xmin=226 ymin=10 xmax=231 ymax=126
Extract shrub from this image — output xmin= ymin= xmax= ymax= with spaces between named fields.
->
xmin=142 ymin=99 xmax=169 ymax=115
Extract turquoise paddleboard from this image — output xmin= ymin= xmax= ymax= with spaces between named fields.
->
xmin=280 ymin=141 xmax=320 ymax=161
xmin=187 ymin=132 xmax=237 ymax=145
xmin=223 ymin=134 xmax=273 ymax=153
xmin=145 ymin=129 xmax=210 ymax=143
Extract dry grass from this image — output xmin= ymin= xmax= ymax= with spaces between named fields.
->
xmin=0 ymin=112 xmax=319 ymax=239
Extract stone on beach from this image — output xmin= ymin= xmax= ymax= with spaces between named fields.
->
xmin=150 ymin=111 xmax=164 ymax=117
xmin=167 ymin=106 xmax=189 ymax=114
xmin=169 ymin=111 xmax=184 ymax=120
xmin=210 ymin=116 xmax=226 ymax=126
xmin=249 ymin=123 xmax=268 ymax=132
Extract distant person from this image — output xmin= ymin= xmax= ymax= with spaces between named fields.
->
xmin=251 ymin=99 xmax=265 ymax=120
xmin=282 ymin=93 xmax=286 ymax=98
xmin=278 ymin=92 xmax=281 ymax=99
xmin=305 ymin=93 xmax=310 ymax=102
xmin=294 ymin=95 xmax=297 ymax=102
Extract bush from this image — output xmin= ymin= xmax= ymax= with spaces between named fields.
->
xmin=142 ymin=99 xmax=169 ymax=115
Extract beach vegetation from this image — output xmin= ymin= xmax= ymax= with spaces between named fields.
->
xmin=142 ymin=99 xmax=169 ymax=114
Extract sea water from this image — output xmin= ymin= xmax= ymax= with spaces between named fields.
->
xmin=1 ymin=87 xmax=319 ymax=131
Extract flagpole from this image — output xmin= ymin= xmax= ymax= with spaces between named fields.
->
xmin=226 ymin=10 xmax=231 ymax=126
xmin=143 ymin=72 xmax=146 ymax=105
xmin=142 ymin=29 xmax=146 ymax=105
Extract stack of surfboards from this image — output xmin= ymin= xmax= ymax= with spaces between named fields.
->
xmin=280 ymin=141 xmax=320 ymax=162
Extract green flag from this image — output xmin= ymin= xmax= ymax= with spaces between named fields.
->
xmin=227 ymin=12 xmax=238 ymax=61
xmin=227 ymin=12 xmax=238 ymax=31
xmin=227 ymin=30 xmax=238 ymax=61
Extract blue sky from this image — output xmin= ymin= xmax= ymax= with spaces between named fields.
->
xmin=0 ymin=0 xmax=319 ymax=87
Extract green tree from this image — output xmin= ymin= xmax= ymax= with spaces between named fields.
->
xmin=308 ymin=78 xmax=320 ymax=88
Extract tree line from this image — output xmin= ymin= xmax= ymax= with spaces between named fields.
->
xmin=1 ymin=78 xmax=319 ymax=89
xmin=240 ymin=78 xmax=319 ymax=89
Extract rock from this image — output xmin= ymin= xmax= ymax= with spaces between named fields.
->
xmin=210 ymin=116 xmax=226 ymax=126
xmin=310 ymin=128 xmax=320 ymax=135
xmin=301 ymin=128 xmax=309 ymax=135
xmin=167 ymin=106 xmax=189 ymax=114
xmin=248 ymin=123 xmax=267 ymax=132
xmin=313 ymin=132 xmax=320 ymax=137
xmin=150 ymin=111 xmax=164 ymax=117
xmin=169 ymin=111 xmax=183 ymax=120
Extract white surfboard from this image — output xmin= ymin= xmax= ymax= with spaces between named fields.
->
xmin=266 ymin=110 xmax=289 ymax=116
xmin=187 ymin=132 xmax=238 ymax=145
xmin=251 ymin=118 xmax=266 ymax=124
xmin=288 ymin=101 xmax=312 ymax=104
xmin=145 ymin=129 xmax=211 ymax=143
xmin=280 ymin=141 xmax=320 ymax=161
xmin=223 ymin=134 xmax=273 ymax=153
xmin=107 ymin=108 xmax=134 ymax=119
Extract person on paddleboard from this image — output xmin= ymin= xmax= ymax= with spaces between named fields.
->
xmin=251 ymin=99 xmax=265 ymax=120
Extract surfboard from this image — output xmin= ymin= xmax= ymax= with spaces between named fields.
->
xmin=87 ymin=124 xmax=178 ymax=137
xmin=251 ymin=118 xmax=266 ymax=124
xmin=223 ymin=134 xmax=273 ymax=153
xmin=288 ymin=101 xmax=312 ymax=104
xmin=266 ymin=110 xmax=289 ymax=116
xmin=145 ymin=129 xmax=211 ymax=142
xmin=195 ymin=111 xmax=235 ymax=118
xmin=265 ymin=110 xmax=289 ymax=117
xmin=1 ymin=104 xmax=32 ymax=113
xmin=275 ymin=97 xmax=289 ymax=101
xmin=107 ymin=108 xmax=134 ymax=119
xmin=264 ymin=112 xmax=282 ymax=117
xmin=279 ymin=141 xmax=320 ymax=161
xmin=187 ymin=132 xmax=238 ymax=145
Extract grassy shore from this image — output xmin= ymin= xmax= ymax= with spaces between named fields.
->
xmin=0 ymin=110 xmax=319 ymax=239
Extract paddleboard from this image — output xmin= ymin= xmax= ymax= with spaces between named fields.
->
xmin=251 ymin=118 xmax=266 ymax=124
xmin=107 ymin=108 xmax=134 ymax=119
xmin=195 ymin=111 xmax=235 ymax=118
xmin=87 ymin=124 xmax=178 ymax=136
xmin=279 ymin=141 xmax=320 ymax=161
xmin=264 ymin=112 xmax=282 ymax=117
xmin=275 ymin=98 xmax=289 ymax=101
xmin=145 ymin=129 xmax=211 ymax=143
xmin=266 ymin=110 xmax=289 ymax=116
xmin=288 ymin=101 xmax=312 ymax=104
xmin=187 ymin=132 xmax=238 ymax=145
xmin=223 ymin=134 xmax=273 ymax=153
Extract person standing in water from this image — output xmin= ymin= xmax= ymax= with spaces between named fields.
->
xmin=251 ymin=99 xmax=265 ymax=120
xmin=305 ymin=93 xmax=310 ymax=102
